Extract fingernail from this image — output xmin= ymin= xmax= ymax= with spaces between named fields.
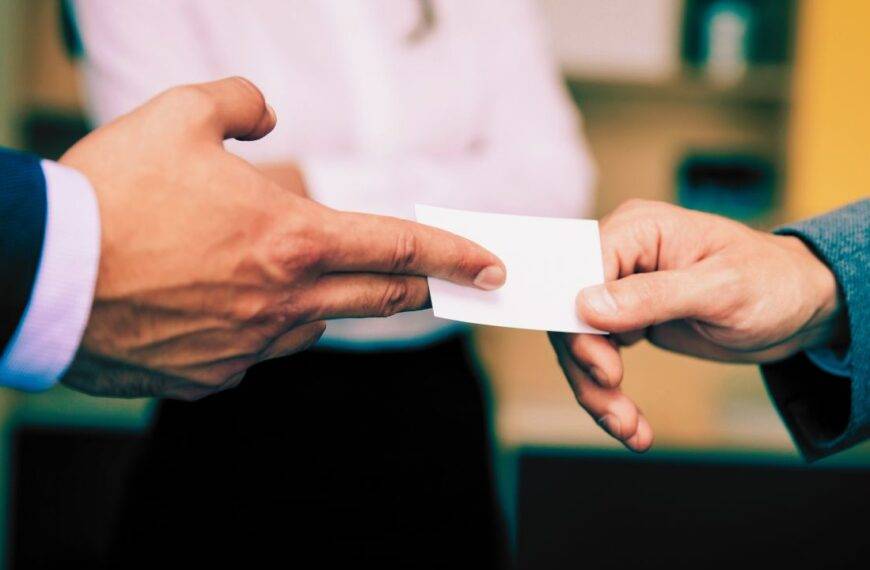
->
xmin=582 ymin=285 xmax=618 ymax=316
xmin=266 ymin=104 xmax=277 ymax=123
xmin=598 ymin=414 xmax=622 ymax=439
xmin=474 ymin=265 xmax=506 ymax=290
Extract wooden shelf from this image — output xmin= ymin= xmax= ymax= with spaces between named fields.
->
xmin=565 ymin=66 xmax=791 ymax=107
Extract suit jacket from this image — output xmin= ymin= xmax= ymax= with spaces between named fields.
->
xmin=764 ymin=199 xmax=869 ymax=460
xmin=0 ymin=148 xmax=47 ymax=356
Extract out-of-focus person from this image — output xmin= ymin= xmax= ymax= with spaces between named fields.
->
xmin=71 ymin=0 xmax=595 ymax=566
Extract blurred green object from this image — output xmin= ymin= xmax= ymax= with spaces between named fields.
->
xmin=682 ymin=0 xmax=796 ymax=68
xmin=677 ymin=152 xmax=776 ymax=221
xmin=59 ymin=0 xmax=83 ymax=59
xmin=700 ymin=0 xmax=753 ymax=84
xmin=22 ymin=111 xmax=89 ymax=161
xmin=10 ymin=385 xmax=153 ymax=431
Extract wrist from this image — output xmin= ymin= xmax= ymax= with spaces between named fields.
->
xmin=779 ymin=235 xmax=849 ymax=350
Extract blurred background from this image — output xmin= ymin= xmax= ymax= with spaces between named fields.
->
xmin=0 ymin=0 xmax=868 ymax=568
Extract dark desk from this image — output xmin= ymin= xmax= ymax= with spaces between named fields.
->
xmin=518 ymin=448 xmax=870 ymax=570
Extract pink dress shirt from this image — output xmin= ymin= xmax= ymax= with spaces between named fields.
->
xmin=73 ymin=0 xmax=596 ymax=348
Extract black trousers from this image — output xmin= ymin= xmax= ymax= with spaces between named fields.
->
xmin=110 ymin=336 xmax=507 ymax=568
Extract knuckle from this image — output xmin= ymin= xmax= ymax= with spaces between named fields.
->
xmin=253 ymin=322 xmax=285 ymax=351
xmin=615 ymin=199 xmax=677 ymax=223
xmin=390 ymin=229 xmax=419 ymax=273
xmin=231 ymin=294 xmax=275 ymax=324
xmin=276 ymin=237 xmax=324 ymax=275
xmin=603 ymin=200 xmax=662 ymax=245
xmin=299 ymin=322 xmax=327 ymax=351
xmin=620 ymin=198 xmax=648 ymax=211
xmin=299 ymin=233 xmax=327 ymax=269
xmin=567 ymin=334 xmax=587 ymax=360
xmin=277 ymin=300 xmax=309 ymax=328
xmin=378 ymin=279 xmax=411 ymax=317
xmin=622 ymin=216 xmax=663 ymax=266
xmin=617 ymin=198 xmax=655 ymax=215
xmin=277 ymin=211 xmax=327 ymax=271
xmin=611 ymin=365 xmax=625 ymax=388
xmin=448 ymin=240 xmax=477 ymax=279
xmin=256 ymin=225 xmax=325 ymax=284
xmin=226 ymin=329 xmax=264 ymax=359
xmin=230 ymin=75 xmax=266 ymax=108
xmin=163 ymin=84 xmax=218 ymax=123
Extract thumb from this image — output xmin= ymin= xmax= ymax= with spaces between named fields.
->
xmin=194 ymin=76 xmax=277 ymax=141
xmin=577 ymin=269 xmax=708 ymax=333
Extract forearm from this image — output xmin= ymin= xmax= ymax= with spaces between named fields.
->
xmin=763 ymin=199 xmax=870 ymax=460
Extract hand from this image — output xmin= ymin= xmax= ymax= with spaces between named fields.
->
xmin=259 ymin=162 xmax=308 ymax=198
xmin=60 ymin=77 xmax=505 ymax=400
xmin=550 ymin=199 xmax=847 ymax=452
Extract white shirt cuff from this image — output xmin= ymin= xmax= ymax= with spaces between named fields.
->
xmin=805 ymin=346 xmax=852 ymax=379
xmin=0 ymin=160 xmax=101 ymax=391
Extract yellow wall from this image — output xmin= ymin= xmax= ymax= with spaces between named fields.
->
xmin=788 ymin=0 xmax=870 ymax=218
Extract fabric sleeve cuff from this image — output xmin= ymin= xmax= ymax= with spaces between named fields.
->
xmin=805 ymin=346 xmax=852 ymax=379
xmin=0 ymin=160 xmax=101 ymax=391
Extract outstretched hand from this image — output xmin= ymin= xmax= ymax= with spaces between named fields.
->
xmin=550 ymin=200 xmax=847 ymax=452
xmin=61 ymin=77 xmax=505 ymax=400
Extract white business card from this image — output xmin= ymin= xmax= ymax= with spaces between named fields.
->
xmin=415 ymin=205 xmax=606 ymax=334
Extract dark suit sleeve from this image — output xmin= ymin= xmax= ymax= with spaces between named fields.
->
xmin=0 ymin=147 xmax=48 ymax=356
xmin=762 ymin=199 xmax=870 ymax=460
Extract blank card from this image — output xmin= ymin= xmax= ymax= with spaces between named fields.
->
xmin=415 ymin=205 xmax=606 ymax=334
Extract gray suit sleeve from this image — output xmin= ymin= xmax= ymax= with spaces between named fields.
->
xmin=762 ymin=199 xmax=869 ymax=460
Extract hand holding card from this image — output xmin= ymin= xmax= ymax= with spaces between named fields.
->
xmin=415 ymin=205 xmax=606 ymax=334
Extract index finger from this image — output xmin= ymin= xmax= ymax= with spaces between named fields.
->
xmin=320 ymin=211 xmax=506 ymax=290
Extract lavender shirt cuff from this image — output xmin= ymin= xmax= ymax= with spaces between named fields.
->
xmin=0 ymin=160 xmax=100 ymax=391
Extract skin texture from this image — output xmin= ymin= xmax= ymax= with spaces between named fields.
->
xmin=259 ymin=162 xmax=308 ymax=198
xmin=550 ymin=199 xmax=848 ymax=452
xmin=60 ymin=77 xmax=505 ymax=400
